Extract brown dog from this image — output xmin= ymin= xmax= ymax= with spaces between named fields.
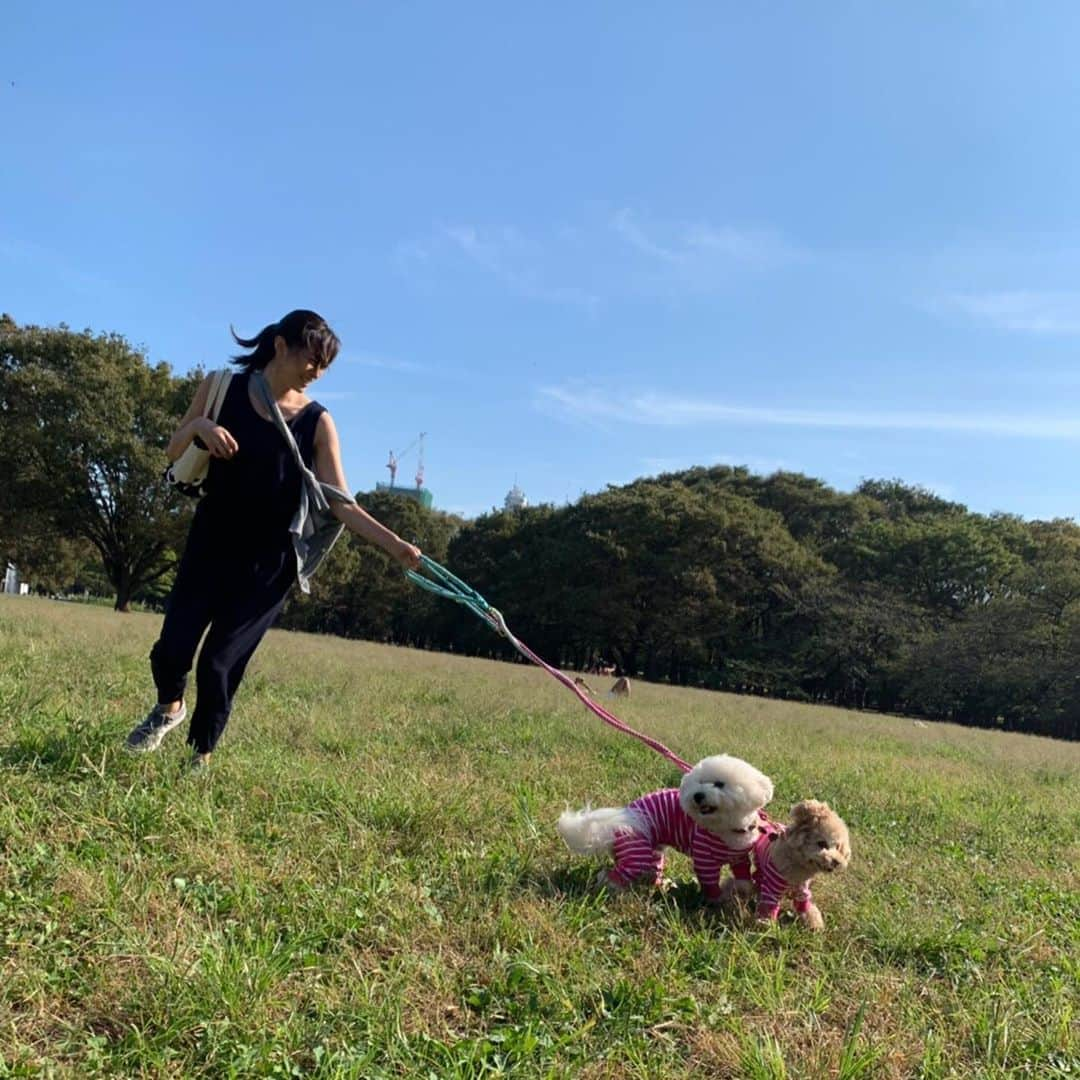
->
xmin=734 ymin=800 xmax=851 ymax=930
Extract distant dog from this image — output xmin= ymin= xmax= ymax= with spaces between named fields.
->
xmin=573 ymin=676 xmax=595 ymax=695
xmin=723 ymin=800 xmax=851 ymax=931
xmin=610 ymin=676 xmax=631 ymax=698
xmin=557 ymin=755 xmax=774 ymax=903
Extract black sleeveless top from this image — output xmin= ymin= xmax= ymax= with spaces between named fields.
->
xmin=194 ymin=371 xmax=326 ymax=544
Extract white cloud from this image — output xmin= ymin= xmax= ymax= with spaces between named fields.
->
xmin=437 ymin=224 xmax=599 ymax=310
xmin=611 ymin=209 xmax=800 ymax=273
xmin=611 ymin=210 xmax=682 ymax=263
xmin=442 ymin=225 xmax=521 ymax=269
xmin=538 ymin=383 xmax=1080 ymax=440
xmin=945 ymin=290 xmax=1080 ymax=335
xmin=395 ymin=211 xmax=797 ymax=309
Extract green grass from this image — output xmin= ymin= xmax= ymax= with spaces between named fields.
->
xmin=1 ymin=596 xmax=1078 ymax=1078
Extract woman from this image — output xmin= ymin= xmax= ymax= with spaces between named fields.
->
xmin=126 ymin=309 xmax=421 ymax=770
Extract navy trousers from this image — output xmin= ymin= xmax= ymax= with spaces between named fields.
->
xmin=150 ymin=522 xmax=295 ymax=754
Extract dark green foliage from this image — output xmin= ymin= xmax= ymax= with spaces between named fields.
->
xmin=0 ymin=315 xmax=199 ymax=610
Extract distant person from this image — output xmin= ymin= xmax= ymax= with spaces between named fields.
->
xmin=125 ymin=309 xmax=421 ymax=770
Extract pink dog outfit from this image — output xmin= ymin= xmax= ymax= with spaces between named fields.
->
xmin=752 ymin=826 xmax=813 ymax=919
xmin=607 ymin=788 xmax=756 ymax=901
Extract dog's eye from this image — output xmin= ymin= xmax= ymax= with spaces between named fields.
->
xmin=816 ymin=839 xmax=828 ymax=849
xmin=712 ymin=781 xmax=725 ymax=789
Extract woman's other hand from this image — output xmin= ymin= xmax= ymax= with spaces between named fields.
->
xmin=195 ymin=417 xmax=239 ymax=458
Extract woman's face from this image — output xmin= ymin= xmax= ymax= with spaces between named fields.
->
xmin=294 ymin=347 xmax=325 ymax=390
xmin=274 ymin=336 xmax=328 ymax=391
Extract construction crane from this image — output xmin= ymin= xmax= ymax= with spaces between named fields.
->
xmin=386 ymin=432 xmax=426 ymax=489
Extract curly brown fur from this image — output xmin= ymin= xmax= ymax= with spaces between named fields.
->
xmin=757 ymin=799 xmax=851 ymax=930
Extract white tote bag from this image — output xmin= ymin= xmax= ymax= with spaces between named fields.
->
xmin=164 ymin=368 xmax=232 ymax=498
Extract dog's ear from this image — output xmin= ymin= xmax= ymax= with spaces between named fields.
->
xmin=790 ymin=800 xmax=829 ymax=828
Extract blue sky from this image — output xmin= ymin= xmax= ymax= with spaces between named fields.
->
xmin=5 ymin=2 xmax=1080 ymax=520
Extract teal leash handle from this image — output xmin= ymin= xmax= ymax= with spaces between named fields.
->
xmin=406 ymin=554 xmax=501 ymax=630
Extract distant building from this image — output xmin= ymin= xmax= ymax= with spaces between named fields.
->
xmin=3 ymin=562 xmax=26 ymax=595
xmin=504 ymin=484 xmax=528 ymax=511
xmin=375 ymin=482 xmax=434 ymax=509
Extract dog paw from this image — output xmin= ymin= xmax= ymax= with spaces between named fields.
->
xmin=594 ymin=869 xmax=628 ymax=894
xmin=797 ymin=905 xmax=825 ymax=931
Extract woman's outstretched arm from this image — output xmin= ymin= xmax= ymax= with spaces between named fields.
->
xmin=313 ymin=411 xmax=421 ymax=569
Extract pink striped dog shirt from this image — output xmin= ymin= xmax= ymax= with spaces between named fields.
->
xmin=607 ymin=788 xmax=755 ymax=901
xmin=752 ymin=827 xmax=812 ymax=919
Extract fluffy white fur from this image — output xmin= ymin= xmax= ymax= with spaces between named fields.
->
xmin=557 ymin=754 xmax=775 ymax=858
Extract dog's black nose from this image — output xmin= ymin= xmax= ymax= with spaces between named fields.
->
xmin=693 ymin=791 xmax=705 ymax=804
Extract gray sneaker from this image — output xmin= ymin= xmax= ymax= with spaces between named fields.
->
xmin=125 ymin=703 xmax=187 ymax=753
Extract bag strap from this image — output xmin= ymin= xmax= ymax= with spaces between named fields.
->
xmin=249 ymin=372 xmax=355 ymax=511
xmin=204 ymin=369 xmax=232 ymax=422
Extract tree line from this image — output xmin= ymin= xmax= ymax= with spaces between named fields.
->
xmin=3 ymin=316 xmax=1078 ymax=741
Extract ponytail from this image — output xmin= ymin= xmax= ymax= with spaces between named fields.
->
xmin=230 ymin=309 xmax=341 ymax=373
xmin=230 ymin=322 xmax=279 ymax=371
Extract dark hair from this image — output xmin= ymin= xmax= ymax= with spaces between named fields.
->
xmin=230 ymin=309 xmax=341 ymax=373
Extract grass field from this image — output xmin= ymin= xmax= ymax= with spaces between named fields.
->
xmin=1 ymin=596 xmax=1078 ymax=1078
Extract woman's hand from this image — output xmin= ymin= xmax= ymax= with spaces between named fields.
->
xmin=393 ymin=539 xmax=422 ymax=570
xmin=194 ymin=417 xmax=239 ymax=459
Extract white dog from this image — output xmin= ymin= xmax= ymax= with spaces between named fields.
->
xmin=557 ymin=755 xmax=774 ymax=903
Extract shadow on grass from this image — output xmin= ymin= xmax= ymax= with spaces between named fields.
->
xmin=523 ymin=865 xmax=822 ymax=944
xmin=0 ymin=726 xmax=114 ymax=778
xmin=527 ymin=863 xmax=744 ymax=920
xmin=530 ymin=865 xmax=598 ymax=899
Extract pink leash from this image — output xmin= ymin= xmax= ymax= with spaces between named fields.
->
xmin=497 ymin=616 xmax=692 ymax=773
xmin=406 ymin=556 xmax=692 ymax=773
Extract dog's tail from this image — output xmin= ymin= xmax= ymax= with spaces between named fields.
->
xmin=556 ymin=806 xmax=641 ymax=855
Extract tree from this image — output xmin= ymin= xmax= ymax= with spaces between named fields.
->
xmin=840 ymin=514 xmax=1020 ymax=618
xmin=0 ymin=316 xmax=199 ymax=610
xmin=447 ymin=481 xmax=828 ymax=688
xmin=793 ymin=578 xmax=924 ymax=709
